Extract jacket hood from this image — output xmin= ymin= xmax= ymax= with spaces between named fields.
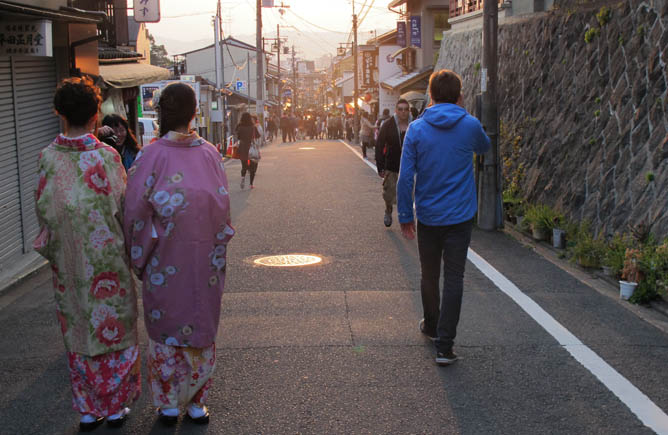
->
xmin=421 ymin=103 xmax=467 ymax=129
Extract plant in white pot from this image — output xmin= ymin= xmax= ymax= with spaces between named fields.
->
xmin=525 ymin=204 xmax=555 ymax=242
xmin=619 ymin=248 xmax=641 ymax=300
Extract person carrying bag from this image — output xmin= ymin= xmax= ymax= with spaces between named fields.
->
xmin=236 ymin=112 xmax=260 ymax=189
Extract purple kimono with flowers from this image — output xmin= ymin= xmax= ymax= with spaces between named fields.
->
xmin=123 ymin=131 xmax=234 ymax=348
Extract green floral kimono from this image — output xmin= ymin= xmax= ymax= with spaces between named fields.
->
xmin=33 ymin=133 xmax=138 ymax=357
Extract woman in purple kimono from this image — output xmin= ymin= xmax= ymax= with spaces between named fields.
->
xmin=123 ymin=82 xmax=234 ymax=426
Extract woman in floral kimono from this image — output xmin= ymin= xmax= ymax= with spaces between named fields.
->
xmin=33 ymin=77 xmax=139 ymax=431
xmin=124 ymin=82 xmax=234 ymax=426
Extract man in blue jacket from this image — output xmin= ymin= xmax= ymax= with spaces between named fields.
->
xmin=397 ymin=69 xmax=491 ymax=366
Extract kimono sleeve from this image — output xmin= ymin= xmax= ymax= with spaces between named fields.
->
xmin=32 ymin=154 xmax=53 ymax=261
xmin=104 ymin=147 xmax=127 ymax=226
xmin=123 ymin=154 xmax=157 ymax=275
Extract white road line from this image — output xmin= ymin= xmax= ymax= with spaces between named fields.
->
xmin=340 ymin=140 xmax=378 ymax=172
xmin=342 ymin=139 xmax=668 ymax=434
xmin=467 ymin=250 xmax=668 ymax=435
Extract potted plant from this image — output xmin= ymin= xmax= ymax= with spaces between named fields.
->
xmin=514 ymin=202 xmax=527 ymax=230
xmin=552 ymin=214 xmax=567 ymax=249
xmin=603 ymin=233 xmax=631 ymax=278
xmin=620 ymin=248 xmax=641 ymax=300
xmin=525 ymin=204 xmax=557 ymax=241
xmin=569 ymin=221 xmax=606 ymax=268
xmin=628 ymin=237 xmax=668 ymax=304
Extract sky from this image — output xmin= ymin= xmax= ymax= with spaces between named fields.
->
xmin=130 ymin=0 xmax=400 ymax=57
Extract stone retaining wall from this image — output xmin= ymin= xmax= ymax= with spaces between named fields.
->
xmin=436 ymin=0 xmax=668 ymax=238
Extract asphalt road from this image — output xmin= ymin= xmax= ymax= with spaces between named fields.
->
xmin=0 ymin=138 xmax=667 ymax=434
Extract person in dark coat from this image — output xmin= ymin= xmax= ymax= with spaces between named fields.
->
xmin=280 ymin=114 xmax=290 ymax=142
xmin=375 ymin=99 xmax=412 ymax=227
xmin=236 ymin=112 xmax=259 ymax=189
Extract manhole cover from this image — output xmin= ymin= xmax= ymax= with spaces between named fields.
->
xmin=254 ymin=254 xmax=322 ymax=267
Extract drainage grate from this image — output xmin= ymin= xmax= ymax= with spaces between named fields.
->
xmin=254 ymin=254 xmax=322 ymax=267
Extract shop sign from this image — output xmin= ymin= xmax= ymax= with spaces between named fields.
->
xmin=0 ymin=20 xmax=52 ymax=56
xmin=133 ymin=0 xmax=161 ymax=23
xmin=410 ymin=16 xmax=421 ymax=48
xmin=361 ymin=50 xmax=377 ymax=89
xmin=262 ymin=0 xmax=275 ymax=6
xmin=397 ymin=21 xmax=407 ymax=47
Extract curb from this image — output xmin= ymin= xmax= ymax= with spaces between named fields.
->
xmin=0 ymin=253 xmax=48 ymax=296
xmin=502 ymin=224 xmax=668 ymax=334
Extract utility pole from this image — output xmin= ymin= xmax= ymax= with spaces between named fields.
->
xmin=256 ymin=0 xmax=265 ymax=142
xmin=248 ymin=51 xmax=252 ymax=108
xmin=352 ymin=0 xmax=360 ymax=144
xmin=214 ymin=0 xmax=224 ymax=147
xmin=478 ymin=0 xmax=501 ymax=230
xmin=277 ymin=24 xmax=281 ymax=118
xmin=291 ymin=45 xmax=296 ymax=114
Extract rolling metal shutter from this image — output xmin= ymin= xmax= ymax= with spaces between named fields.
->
xmin=0 ymin=57 xmax=22 ymax=266
xmin=0 ymin=56 xmax=59 ymax=270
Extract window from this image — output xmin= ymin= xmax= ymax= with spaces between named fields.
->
xmin=433 ymin=11 xmax=450 ymax=45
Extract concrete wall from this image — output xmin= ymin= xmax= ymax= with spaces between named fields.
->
xmin=435 ymin=0 xmax=668 ymax=238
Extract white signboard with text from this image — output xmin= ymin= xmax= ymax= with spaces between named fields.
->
xmin=133 ymin=0 xmax=161 ymax=23
xmin=378 ymin=45 xmax=402 ymax=114
xmin=0 ymin=20 xmax=52 ymax=56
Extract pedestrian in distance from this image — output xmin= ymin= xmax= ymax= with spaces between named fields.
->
xmin=99 ymin=114 xmax=141 ymax=171
xmin=236 ymin=112 xmax=260 ymax=189
xmin=397 ymin=69 xmax=491 ymax=366
xmin=375 ymin=99 xmax=412 ymax=227
xmin=123 ymin=82 xmax=235 ymax=426
xmin=33 ymin=77 xmax=140 ymax=432
xmin=374 ymin=108 xmax=390 ymax=143
xmin=280 ymin=113 xmax=290 ymax=142
xmin=360 ymin=111 xmax=375 ymax=159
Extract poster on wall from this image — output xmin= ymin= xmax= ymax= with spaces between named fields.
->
xmin=410 ymin=16 xmax=421 ymax=48
xmin=141 ymin=81 xmax=201 ymax=116
xmin=397 ymin=21 xmax=407 ymax=47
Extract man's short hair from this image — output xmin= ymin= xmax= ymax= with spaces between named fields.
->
xmin=396 ymin=98 xmax=409 ymax=108
xmin=429 ymin=69 xmax=462 ymax=104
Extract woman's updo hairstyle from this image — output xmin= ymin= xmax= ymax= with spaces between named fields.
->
xmin=53 ymin=77 xmax=102 ymax=127
xmin=157 ymin=82 xmax=197 ymax=137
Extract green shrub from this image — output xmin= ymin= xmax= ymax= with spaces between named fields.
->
xmin=630 ymin=238 xmax=668 ymax=304
xmin=646 ymin=172 xmax=655 ymax=182
xmin=596 ymin=6 xmax=612 ymax=27
xmin=525 ymin=204 xmax=562 ymax=233
xmin=585 ymin=27 xmax=600 ymax=43
xmin=604 ymin=233 xmax=633 ymax=278
xmin=569 ymin=221 xmax=606 ymax=268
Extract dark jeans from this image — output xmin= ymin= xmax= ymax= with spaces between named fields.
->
xmin=417 ymin=219 xmax=473 ymax=352
xmin=241 ymin=159 xmax=258 ymax=185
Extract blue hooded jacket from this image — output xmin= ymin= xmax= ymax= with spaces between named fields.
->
xmin=397 ymin=103 xmax=491 ymax=226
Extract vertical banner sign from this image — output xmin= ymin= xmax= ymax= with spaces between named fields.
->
xmin=410 ymin=15 xmax=421 ymax=48
xmin=396 ymin=21 xmax=407 ymax=48
xmin=133 ymin=0 xmax=161 ymax=23
xmin=361 ymin=50 xmax=377 ymax=89
xmin=0 ymin=20 xmax=53 ymax=56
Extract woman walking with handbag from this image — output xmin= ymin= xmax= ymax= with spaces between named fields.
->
xmin=236 ymin=112 xmax=260 ymax=189
xmin=124 ymin=82 xmax=234 ymax=426
xmin=33 ymin=77 xmax=140 ymax=431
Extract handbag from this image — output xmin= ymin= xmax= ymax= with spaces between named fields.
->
xmin=249 ymin=143 xmax=261 ymax=161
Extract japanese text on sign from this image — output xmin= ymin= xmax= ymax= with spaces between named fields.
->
xmin=133 ymin=0 xmax=161 ymax=23
xmin=397 ymin=21 xmax=407 ymax=48
xmin=362 ymin=51 xmax=377 ymax=89
xmin=0 ymin=20 xmax=52 ymax=57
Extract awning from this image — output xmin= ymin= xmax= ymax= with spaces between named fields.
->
xmin=389 ymin=46 xmax=413 ymax=61
xmin=401 ymin=90 xmax=426 ymax=102
xmin=380 ymin=66 xmax=433 ymax=91
xmin=335 ymin=75 xmax=353 ymax=87
xmin=388 ymin=0 xmax=408 ymax=8
xmin=0 ymin=1 xmax=102 ymax=23
xmin=99 ymin=63 xmax=171 ymax=89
